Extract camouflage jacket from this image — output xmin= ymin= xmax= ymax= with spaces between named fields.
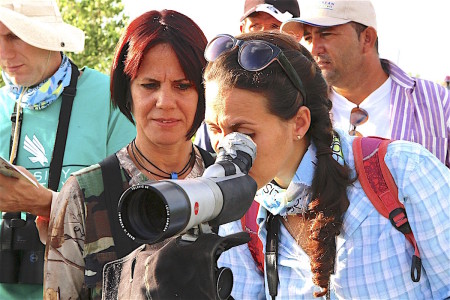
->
xmin=44 ymin=146 xmax=208 ymax=300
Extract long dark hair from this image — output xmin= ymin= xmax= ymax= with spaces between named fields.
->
xmin=110 ymin=10 xmax=208 ymax=140
xmin=204 ymin=32 xmax=353 ymax=297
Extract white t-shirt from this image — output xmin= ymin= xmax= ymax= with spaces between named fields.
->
xmin=330 ymin=77 xmax=392 ymax=138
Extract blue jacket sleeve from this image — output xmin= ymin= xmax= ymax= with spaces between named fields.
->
xmin=386 ymin=141 xmax=450 ymax=299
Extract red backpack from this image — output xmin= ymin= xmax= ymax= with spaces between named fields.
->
xmin=241 ymin=136 xmax=422 ymax=282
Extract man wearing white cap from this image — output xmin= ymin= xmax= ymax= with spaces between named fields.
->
xmin=0 ymin=0 xmax=136 ymax=298
xmin=195 ymin=0 xmax=302 ymax=153
xmin=281 ymin=0 xmax=449 ymax=167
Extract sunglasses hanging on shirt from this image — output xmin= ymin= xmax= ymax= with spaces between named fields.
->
xmin=349 ymin=106 xmax=369 ymax=137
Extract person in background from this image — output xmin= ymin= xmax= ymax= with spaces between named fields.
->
xmin=0 ymin=0 xmax=135 ymax=298
xmin=281 ymin=0 xmax=449 ymax=167
xmin=194 ymin=0 xmax=302 ymax=153
xmin=44 ymin=9 xmax=211 ymax=299
xmin=240 ymin=0 xmax=302 ymax=41
xmin=204 ymin=31 xmax=449 ymax=299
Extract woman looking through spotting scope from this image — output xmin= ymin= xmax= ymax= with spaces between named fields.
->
xmin=204 ymin=32 xmax=449 ymax=299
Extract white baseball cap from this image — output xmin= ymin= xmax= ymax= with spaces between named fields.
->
xmin=282 ymin=0 xmax=377 ymax=31
xmin=240 ymin=0 xmax=300 ymax=23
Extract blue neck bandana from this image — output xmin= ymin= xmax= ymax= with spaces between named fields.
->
xmin=256 ymin=135 xmax=345 ymax=216
xmin=2 ymin=54 xmax=72 ymax=110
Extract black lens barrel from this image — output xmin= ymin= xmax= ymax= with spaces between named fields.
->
xmin=118 ymin=181 xmax=191 ymax=244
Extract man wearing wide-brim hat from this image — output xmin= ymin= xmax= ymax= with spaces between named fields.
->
xmin=0 ymin=0 xmax=136 ymax=298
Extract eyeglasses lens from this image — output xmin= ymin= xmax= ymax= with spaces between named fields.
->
xmin=205 ymin=36 xmax=235 ymax=62
xmin=349 ymin=107 xmax=368 ymax=136
xmin=205 ymin=34 xmax=306 ymax=103
xmin=239 ymin=42 xmax=274 ymax=71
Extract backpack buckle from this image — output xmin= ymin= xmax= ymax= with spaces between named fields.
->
xmin=411 ymin=255 xmax=421 ymax=282
xmin=10 ymin=111 xmax=23 ymax=122
xmin=388 ymin=208 xmax=412 ymax=234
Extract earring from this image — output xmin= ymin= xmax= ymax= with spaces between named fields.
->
xmin=296 ymin=135 xmax=302 ymax=140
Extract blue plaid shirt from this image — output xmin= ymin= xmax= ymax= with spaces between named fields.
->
xmin=219 ymin=130 xmax=450 ymax=299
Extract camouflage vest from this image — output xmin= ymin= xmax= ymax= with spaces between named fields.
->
xmin=76 ymin=164 xmax=134 ymax=299
xmin=77 ymin=147 xmax=215 ymax=299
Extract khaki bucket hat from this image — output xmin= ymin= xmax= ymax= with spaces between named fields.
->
xmin=0 ymin=0 xmax=85 ymax=52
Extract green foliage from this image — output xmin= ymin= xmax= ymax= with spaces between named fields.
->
xmin=57 ymin=0 xmax=128 ymax=74
xmin=0 ymin=0 xmax=128 ymax=87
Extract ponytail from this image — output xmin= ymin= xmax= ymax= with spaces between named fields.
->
xmin=306 ymin=67 xmax=352 ymax=297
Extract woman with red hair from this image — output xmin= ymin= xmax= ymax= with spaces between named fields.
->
xmin=44 ymin=10 xmax=210 ymax=299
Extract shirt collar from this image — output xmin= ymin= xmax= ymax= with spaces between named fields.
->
xmin=291 ymin=142 xmax=317 ymax=188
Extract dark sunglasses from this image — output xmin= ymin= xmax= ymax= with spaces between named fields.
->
xmin=349 ymin=106 xmax=369 ymax=136
xmin=204 ymin=34 xmax=306 ymax=103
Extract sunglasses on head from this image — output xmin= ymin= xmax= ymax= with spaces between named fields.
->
xmin=349 ymin=106 xmax=369 ymax=137
xmin=204 ymin=34 xmax=307 ymax=103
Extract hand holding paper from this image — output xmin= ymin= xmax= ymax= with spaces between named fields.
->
xmin=0 ymin=156 xmax=38 ymax=187
xmin=0 ymin=157 xmax=52 ymax=217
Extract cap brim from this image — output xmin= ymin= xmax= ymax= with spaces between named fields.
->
xmin=279 ymin=19 xmax=304 ymax=37
xmin=280 ymin=18 xmax=302 ymax=32
xmin=240 ymin=5 xmax=293 ymax=23
xmin=0 ymin=6 xmax=84 ymax=52
xmin=284 ymin=16 xmax=350 ymax=28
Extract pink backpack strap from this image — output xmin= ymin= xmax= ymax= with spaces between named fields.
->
xmin=353 ymin=136 xmax=421 ymax=282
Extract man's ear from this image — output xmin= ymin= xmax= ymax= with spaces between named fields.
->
xmin=292 ymin=106 xmax=311 ymax=140
xmin=240 ymin=22 xmax=245 ymax=33
xmin=362 ymin=26 xmax=377 ymax=52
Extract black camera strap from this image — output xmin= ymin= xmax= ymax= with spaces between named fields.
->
xmin=8 ymin=60 xmax=79 ymax=191
xmin=100 ymin=154 xmax=141 ymax=259
xmin=265 ymin=211 xmax=280 ymax=300
xmin=47 ymin=61 xmax=79 ymax=191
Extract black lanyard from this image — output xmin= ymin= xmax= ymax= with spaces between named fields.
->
xmin=9 ymin=61 xmax=79 ymax=191
xmin=265 ymin=211 xmax=279 ymax=300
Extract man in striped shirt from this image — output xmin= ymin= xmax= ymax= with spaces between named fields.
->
xmin=282 ymin=0 xmax=449 ymax=167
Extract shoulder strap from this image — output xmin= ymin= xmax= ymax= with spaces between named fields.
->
xmin=353 ymin=136 xmax=421 ymax=282
xmin=265 ymin=212 xmax=279 ymax=300
xmin=240 ymin=201 xmax=264 ymax=273
xmin=99 ymin=154 xmax=141 ymax=259
xmin=47 ymin=61 xmax=79 ymax=191
xmin=9 ymin=103 xmax=22 ymax=164
xmin=197 ymin=146 xmax=215 ymax=168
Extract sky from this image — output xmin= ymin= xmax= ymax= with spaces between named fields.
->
xmin=122 ymin=0 xmax=450 ymax=84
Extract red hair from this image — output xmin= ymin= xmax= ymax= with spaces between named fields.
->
xmin=110 ymin=10 xmax=208 ymax=139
